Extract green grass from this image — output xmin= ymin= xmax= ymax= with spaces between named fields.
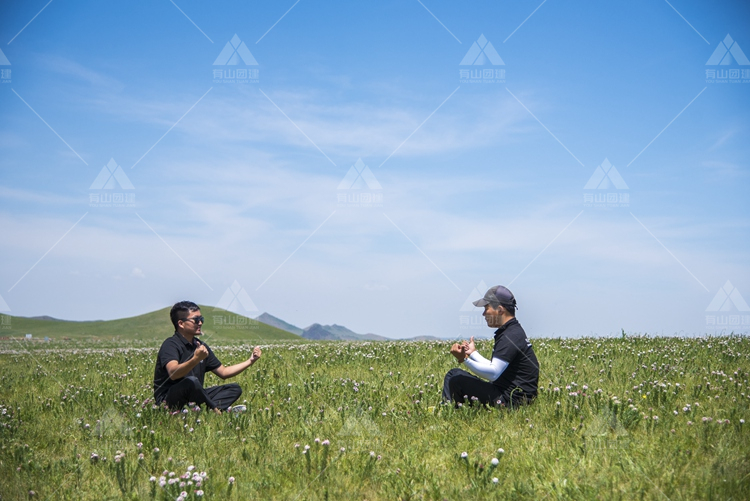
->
xmin=1 ymin=335 xmax=748 ymax=500
xmin=0 ymin=306 xmax=302 ymax=343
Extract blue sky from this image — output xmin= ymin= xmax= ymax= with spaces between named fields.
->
xmin=0 ymin=0 xmax=748 ymax=338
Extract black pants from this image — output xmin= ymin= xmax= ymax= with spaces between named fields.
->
xmin=164 ymin=376 xmax=242 ymax=411
xmin=442 ymin=368 xmax=506 ymax=407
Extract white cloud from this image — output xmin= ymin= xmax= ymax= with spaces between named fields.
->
xmin=39 ymin=54 xmax=126 ymax=91
xmin=73 ymin=86 xmax=534 ymax=162
xmin=702 ymin=160 xmax=745 ymax=177
xmin=0 ymin=185 xmax=82 ymax=206
xmin=0 ymin=203 xmax=745 ymax=337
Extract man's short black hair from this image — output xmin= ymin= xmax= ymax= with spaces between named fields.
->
xmin=170 ymin=301 xmax=200 ymax=329
xmin=498 ymin=302 xmax=516 ymax=317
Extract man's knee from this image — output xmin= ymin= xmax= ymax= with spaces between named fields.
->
xmin=223 ymin=383 xmax=242 ymax=397
xmin=443 ymin=369 xmax=467 ymax=398
xmin=208 ymin=383 xmax=242 ymax=397
xmin=443 ymin=368 xmax=465 ymax=383
xmin=449 ymin=377 xmax=465 ymax=396
xmin=448 ymin=372 xmax=471 ymax=388
xmin=185 ymin=376 xmax=203 ymax=390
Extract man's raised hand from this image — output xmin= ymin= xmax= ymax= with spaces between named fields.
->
xmin=450 ymin=342 xmax=466 ymax=362
xmin=249 ymin=346 xmax=262 ymax=363
xmin=462 ymin=336 xmax=476 ymax=357
xmin=194 ymin=344 xmax=209 ymax=362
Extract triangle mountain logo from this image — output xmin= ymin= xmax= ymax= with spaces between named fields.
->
xmin=583 ymin=407 xmax=629 ymax=439
xmin=584 ymin=158 xmax=628 ymax=190
xmin=94 ymin=407 xmax=131 ymax=438
xmin=214 ymin=34 xmax=258 ymax=65
xmin=338 ymin=159 xmax=382 ymax=190
xmin=460 ymin=280 xmax=488 ymax=312
xmin=90 ymin=158 xmax=135 ymax=190
xmin=706 ymin=34 xmax=750 ymax=66
xmin=0 ymin=293 xmax=10 ymax=312
xmin=460 ymin=34 xmax=504 ymax=66
xmin=0 ymin=49 xmax=10 ymax=65
xmin=337 ymin=413 xmax=381 ymax=437
xmin=706 ymin=280 xmax=750 ymax=312
xmin=215 ymin=280 xmax=258 ymax=312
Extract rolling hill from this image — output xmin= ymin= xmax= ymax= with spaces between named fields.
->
xmin=1 ymin=305 xmax=303 ymax=343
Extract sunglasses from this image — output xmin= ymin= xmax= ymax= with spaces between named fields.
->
xmin=181 ymin=315 xmax=205 ymax=325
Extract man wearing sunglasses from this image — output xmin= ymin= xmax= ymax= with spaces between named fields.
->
xmin=153 ymin=300 xmax=262 ymax=413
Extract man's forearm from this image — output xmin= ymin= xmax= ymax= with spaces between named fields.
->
xmin=169 ymin=357 xmax=201 ymax=380
xmin=463 ymin=353 xmax=509 ymax=381
xmin=218 ymin=358 xmax=256 ymax=379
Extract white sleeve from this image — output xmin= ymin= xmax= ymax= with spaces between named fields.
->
xmin=464 ymin=353 xmax=509 ymax=382
xmin=468 ymin=350 xmax=490 ymax=364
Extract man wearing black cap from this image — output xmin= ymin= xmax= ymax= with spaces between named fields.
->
xmin=442 ymin=285 xmax=539 ymax=408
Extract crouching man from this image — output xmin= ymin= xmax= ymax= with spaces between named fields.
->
xmin=153 ymin=301 xmax=262 ymax=413
xmin=443 ymin=286 xmax=539 ymax=408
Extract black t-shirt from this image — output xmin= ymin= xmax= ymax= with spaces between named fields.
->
xmin=153 ymin=332 xmax=222 ymax=402
xmin=491 ymin=318 xmax=539 ymax=403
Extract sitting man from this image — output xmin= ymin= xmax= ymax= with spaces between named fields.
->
xmin=153 ymin=300 xmax=262 ymax=413
xmin=443 ymin=285 xmax=538 ymax=408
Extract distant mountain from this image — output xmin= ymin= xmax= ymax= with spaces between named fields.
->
xmin=255 ymin=312 xmax=304 ymax=336
xmin=301 ymin=323 xmax=390 ymax=342
xmin=253 ymin=312 xmax=457 ymax=342
xmin=21 ymin=315 xmax=100 ymax=322
xmin=406 ymin=335 xmax=451 ymax=341
xmin=254 ymin=313 xmax=390 ymax=341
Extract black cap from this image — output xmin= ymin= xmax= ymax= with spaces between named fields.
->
xmin=472 ymin=285 xmax=517 ymax=310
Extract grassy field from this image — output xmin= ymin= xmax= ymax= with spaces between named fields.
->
xmin=1 ymin=335 xmax=748 ymax=500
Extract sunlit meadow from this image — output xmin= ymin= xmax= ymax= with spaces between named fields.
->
xmin=1 ymin=335 xmax=749 ymax=500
